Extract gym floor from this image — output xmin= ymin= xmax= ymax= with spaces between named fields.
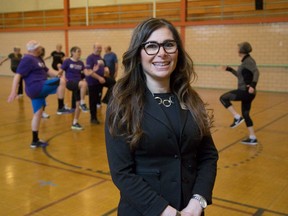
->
xmin=0 ymin=76 xmax=287 ymax=216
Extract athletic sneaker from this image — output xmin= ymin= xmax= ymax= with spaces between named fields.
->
xmin=241 ymin=138 xmax=258 ymax=145
xmin=71 ymin=123 xmax=83 ymax=130
xmin=79 ymin=104 xmax=89 ymax=112
xmin=42 ymin=112 xmax=50 ymax=119
xmin=57 ymin=107 xmax=72 ymax=115
xmin=230 ymin=117 xmax=244 ymax=128
xmin=90 ymin=119 xmax=100 ymax=125
xmin=30 ymin=140 xmax=48 ymax=148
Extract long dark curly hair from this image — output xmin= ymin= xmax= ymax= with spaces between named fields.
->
xmin=107 ymin=18 xmax=213 ymax=149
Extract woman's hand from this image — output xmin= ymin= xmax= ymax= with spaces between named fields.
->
xmin=181 ymin=199 xmax=203 ymax=216
xmin=97 ymin=59 xmax=104 ymax=66
xmin=161 ymin=205 xmax=178 ymax=216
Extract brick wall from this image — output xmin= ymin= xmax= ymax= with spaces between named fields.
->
xmin=185 ymin=22 xmax=288 ymax=92
xmin=0 ymin=22 xmax=287 ymax=92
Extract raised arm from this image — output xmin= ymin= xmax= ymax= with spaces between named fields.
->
xmin=43 ymin=55 xmax=51 ymax=61
xmin=0 ymin=57 xmax=9 ymax=66
xmin=86 ymin=64 xmax=106 ymax=84
xmin=223 ymin=65 xmax=237 ymax=77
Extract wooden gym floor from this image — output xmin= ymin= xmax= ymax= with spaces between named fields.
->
xmin=0 ymin=76 xmax=287 ymax=216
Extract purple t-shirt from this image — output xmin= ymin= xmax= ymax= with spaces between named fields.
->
xmin=16 ymin=54 xmax=49 ymax=98
xmin=61 ymin=58 xmax=85 ymax=82
xmin=85 ymin=53 xmax=105 ymax=86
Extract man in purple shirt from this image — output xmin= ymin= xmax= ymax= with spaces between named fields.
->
xmin=86 ymin=43 xmax=116 ymax=124
xmin=85 ymin=43 xmax=107 ymax=124
xmin=7 ymin=40 xmax=67 ymax=148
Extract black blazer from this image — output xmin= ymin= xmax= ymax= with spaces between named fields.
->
xmin=105 ymin=91 xmax=218 ymax=216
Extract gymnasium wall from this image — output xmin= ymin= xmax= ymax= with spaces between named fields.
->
xmin=0 ymin=0 xmax=174 ymax=12
xmin=0 ymin=0 xmax=288 ymax=92
xmin=0 ymin=22 xmax=287 ymax=92
xmin=186 ymin=22 xmax=288 ymax=92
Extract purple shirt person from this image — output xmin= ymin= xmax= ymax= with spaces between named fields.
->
xmin=17 ymin=54 xmax=50 ymax=99
xmin=60 ymin=46 xmax=92 ymax=130
xmin=85 ymin=43 xmax=106 ymax=124
xmin=7 ymin=40 xmax=66 ymax=149
xmin=62 ymin=58 xmax=85 ymax=82
xmin=85 ymin=53 xmax=105 ymax=86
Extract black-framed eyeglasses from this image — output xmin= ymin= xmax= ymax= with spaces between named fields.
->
xmin=141 ymin=40 xmax=178 ymax=55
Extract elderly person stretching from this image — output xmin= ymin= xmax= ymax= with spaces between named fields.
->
xmin=8 ymin=40 xmax=67 ymax=148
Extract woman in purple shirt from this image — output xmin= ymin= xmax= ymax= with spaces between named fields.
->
xmin=61 ymin=46 xmax=91 ymax=130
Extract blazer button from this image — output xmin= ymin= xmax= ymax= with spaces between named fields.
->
xmin=174 ymin=155 xmax=179 ymax=159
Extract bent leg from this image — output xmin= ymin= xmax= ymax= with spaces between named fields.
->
xmin=219 ymin=89 xmax=240 ymax=108
xmin=57 ymin=77 xmax=66 ymax=99
xmin=79 ymin=80 xmax=88 ymax=101
xmin=220 ymin=90 xmax=241 ymax=117
xmin=102 ymin=77 xmax=116 ymax=104
xmin=220 ymin=90 xmax=246 ymax=127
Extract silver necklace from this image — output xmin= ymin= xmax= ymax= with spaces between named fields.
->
xmin=154 ymin=95 xmax=174 ymax=107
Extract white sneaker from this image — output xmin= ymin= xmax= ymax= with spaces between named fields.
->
xmin=65 ymin=104 xmax=71 ymax=110
xmin=42 ymin=112 xmax=50 ymax=119
xmin=17 ymin=94 xmax=23 ymax=99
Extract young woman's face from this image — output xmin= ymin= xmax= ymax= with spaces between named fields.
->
xmin=140 ymin=27 xmax=178 ymax=85
xmin=72 ymin=49 xmax=81 ymax=59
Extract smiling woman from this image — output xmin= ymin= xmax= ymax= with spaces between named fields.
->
xmin=105 ymin=18 xmax=218 ymax=216
xmin=140 ymin=27 xmax=178 ymax=86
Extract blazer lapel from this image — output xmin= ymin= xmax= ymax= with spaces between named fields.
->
xmin=178 ymin=103 xmax=189 ymax=136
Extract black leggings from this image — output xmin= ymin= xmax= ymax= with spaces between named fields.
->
xmin=220 ymin=89 xmax=256 ymax=127
xmin=88 ymin=77 xmax=116 ymax=120
xmin=88 ymin=84 xmax=102 ymax=120
xmin=66 ymin=80 xmax=80 ymax=102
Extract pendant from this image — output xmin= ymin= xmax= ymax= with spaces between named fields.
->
xmin=154 ymin=96 xmax=173 ymax=107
